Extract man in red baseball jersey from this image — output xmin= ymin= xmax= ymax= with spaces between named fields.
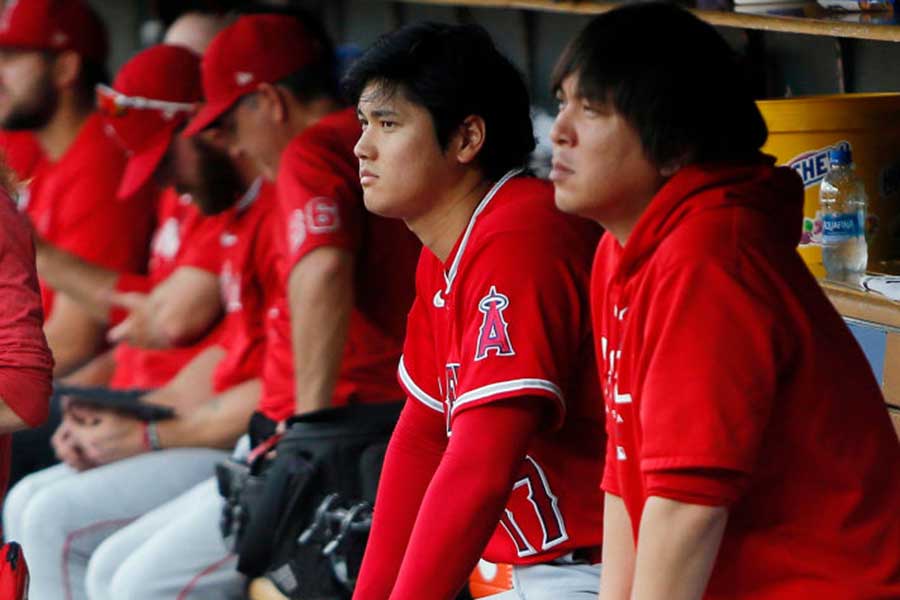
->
xmin=551 ymin=5 xmax=900 ymax=600
xmin=0 ymin=0 xmax=156 ymax=376
xmin=184 ymin=12 xmax=420 ymax=426
xmin=29 ymin=44 xmax=233 ymax=476
xmin=346 ymin=23 xmax=605 ymax=599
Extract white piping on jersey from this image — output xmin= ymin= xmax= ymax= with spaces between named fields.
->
xmin=442 ymin=168 xmax=523 ymax=297
xmin=235 ymin=177 xmax=263 ymax=213
xmin=450 ymin=378 xmax=564 ymax=416
xmin=398 ymin=356 xmax=443 ymax=413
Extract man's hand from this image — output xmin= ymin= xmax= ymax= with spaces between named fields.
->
xmin=51 ymin=411 xmax=97 ymax=471
xmin=67 ymin=404 xmax=147 ymax=466
xmin=107 ymin=291 xmax=170 ymax=349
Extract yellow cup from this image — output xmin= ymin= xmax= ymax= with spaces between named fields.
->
xmin=757 ymin=93 xmax=900 ymax=276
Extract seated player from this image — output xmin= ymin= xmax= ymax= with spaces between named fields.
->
xmin=346 ymin=23 xmax=606 ymax=599
xmin=184 ymin=12 xmax=421 ymax=423
xmin=0 ymin=0 xmax=156 ymax=376
xmin=1 ymin=44 xmax=279 ymax=600
xmin=550 ymin=4 xmax=900 ymax=599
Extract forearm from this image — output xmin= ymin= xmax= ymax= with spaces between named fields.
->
xmin=146 ymin=268 xmax=222 ymax=346
xmin=354 ymin=401 xmax=447 ymax=600
xmin=44 ymin=296 xmax=107 ymax=376
xmin=631 ymin=496 xmax=728 ymax=600
xmin=36 ymin=243 xmax=120 ymax=324
xmin=143 ymin=345 xmax=225 ymax=411
xmin=60 ymin=350 xmax=116 ymax=386
xmin=288 ymin=248 xmax=354 ymax=414
xmin=389 ymin=399 xmax=544 ymax=600
xmin=157 ymin=378 xmax=260 ymax=450
xmin=599 ymin=493 xmax=636 ymax=600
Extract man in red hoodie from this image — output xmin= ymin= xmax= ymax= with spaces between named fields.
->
xmin=550 ymin=4 xmax=900 ymax=600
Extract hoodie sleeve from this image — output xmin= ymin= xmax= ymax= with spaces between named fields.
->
xmin=637 ymin=258 xmax=786 ymax=505
xmin=0 ymin=194 xmax=53 ymax=427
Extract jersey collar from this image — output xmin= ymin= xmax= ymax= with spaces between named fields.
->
xmin=235 ymin=177 xmax=263 ymax=214
xmin=440 ymin=168 xmax=523 ymax=302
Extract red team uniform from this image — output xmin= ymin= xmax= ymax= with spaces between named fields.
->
xmin=259 ymin=108 xmax=419 ymax=420
xmin=108 ymin=188 xmax=230 ymax=390
xmin=393 ymin=174 xmax=604 ymax=566
xmin=593 ymin=162 xmax=900 ymax=599
xmin=210 ymin=180 xmax=283 ymax=394
xmin=17 ymin=114 xmax=156 ymax=316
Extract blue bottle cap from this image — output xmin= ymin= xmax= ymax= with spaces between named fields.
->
xmin=828 ymin=145 xmax=852 ymax=166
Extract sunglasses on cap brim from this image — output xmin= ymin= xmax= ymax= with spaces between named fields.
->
xmin=95 ymin=84 xmax=197 ymax=120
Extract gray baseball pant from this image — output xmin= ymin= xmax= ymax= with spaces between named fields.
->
xmin=483 ymin=555 xmax=601 ymax=599
xmin=3 ymin=448 xmax=227 ymax=600
xmin=85 ymin=477 xmax=243 ymax=600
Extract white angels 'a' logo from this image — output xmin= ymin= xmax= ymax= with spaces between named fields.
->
xmin=474 ymin=286 xmax=515 ymax=361
xmin=235 ymin=72 xmax=254 ymax=86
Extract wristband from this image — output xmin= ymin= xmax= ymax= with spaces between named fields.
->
xmin=143 ymin=420 xmax=163 ymax=451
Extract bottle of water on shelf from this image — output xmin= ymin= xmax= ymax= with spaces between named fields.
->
xmin=819 ymin=145 xmax=868 ymax=282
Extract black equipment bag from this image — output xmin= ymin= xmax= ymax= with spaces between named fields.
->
xmin=216 ymin=402 xmax=403 ymax=599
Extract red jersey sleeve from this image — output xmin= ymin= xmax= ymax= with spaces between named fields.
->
xmin=0 ymin=195 xmax=53 ymax=427
xmin=639 ymin=259 xmax=787 ymax=505
xmin=450 ymin=233 xmax=587 ymax=429
xmin=276 ymin=140 xmax=362 ymax=269
xmin=601 ymin=423 xmax=621 ymax=497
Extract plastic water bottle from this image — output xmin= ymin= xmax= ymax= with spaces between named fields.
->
xmin=819 ymin=145 xmax=868 ymax=282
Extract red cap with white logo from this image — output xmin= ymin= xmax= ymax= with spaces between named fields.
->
xmin=0 ymin=0 xmax=108 ymax=62
xmin=183 ymin=14 xmax=322 ymax=137
xmin=97 ymin=44 xmax=202 ymax=198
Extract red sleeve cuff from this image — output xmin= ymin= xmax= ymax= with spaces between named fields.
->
xmin=601 ymin=440 xmax=621 ymax=496
xmin=644 ymin=468 xmax=749 ymax=507
xmin=0 ymin=366 xmax=52 ymax=427
xmin=290 ymin=235 xmax=357 ymax=272
xmin=178 ymin=254 xmax=222 ymax=275
xmin=450 ymin=386 xmax=565 ymax=432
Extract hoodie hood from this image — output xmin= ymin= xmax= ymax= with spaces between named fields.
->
xmin=615 ymin=156 xmax=804 ymax=279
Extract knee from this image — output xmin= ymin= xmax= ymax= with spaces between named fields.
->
xmin=107 ymin=553 xmax=169 ymax=600
xmin=19 ymin=485 xmax=71 ymax=547
xmin=85 ymin=540 xmax=120 ymax=600
xmin=3 ymin=474 xmax=40 ymax=541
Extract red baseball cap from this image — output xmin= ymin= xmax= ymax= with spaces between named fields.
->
xmin=97 ymin=44 xmax=202 ymax=199
xmin=0 ymin=0 xmax=108 ymax=62
xmin=183 ymin=14 xmax=323 ymax=137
